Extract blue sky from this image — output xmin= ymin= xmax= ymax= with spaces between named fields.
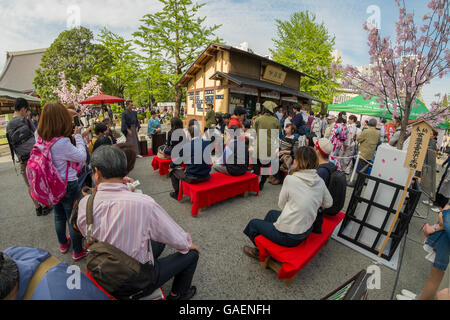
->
xmin=0 ymin=0 xmax=447 ymax=105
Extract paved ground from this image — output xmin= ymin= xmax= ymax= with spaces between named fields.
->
xmin=0 ymin=131 xmax=445 ymax=300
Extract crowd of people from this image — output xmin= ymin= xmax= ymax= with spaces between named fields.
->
xmin=1 ymin=97 xmax=448 ymax=301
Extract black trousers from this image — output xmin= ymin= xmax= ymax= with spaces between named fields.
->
xmin=148 ymin=241 xmax=199 ymax=295
xmin=170 ymin=168 xmax=210 ymax=194
xmin=243 ymin=210 xmax=311 ymax=247
xmin=252 ymin=159 xmax=272 ymax=187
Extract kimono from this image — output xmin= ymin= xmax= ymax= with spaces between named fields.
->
xmin=329 ymin=123 xmax=350 ymax=172
xmin=121 ymin=109 xmax=141 ymax=155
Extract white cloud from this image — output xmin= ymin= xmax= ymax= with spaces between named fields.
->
xmin=1 ymin=0 xmax=446 ymax=105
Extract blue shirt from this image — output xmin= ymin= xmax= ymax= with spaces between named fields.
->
xmin=147 ymin=118 xmax=161 ymax=136
xmin=4 ymin=247 xmax=109 ymax=300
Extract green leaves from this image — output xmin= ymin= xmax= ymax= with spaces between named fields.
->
xmin=34 ymin=26 xmax=113 ymax=104
xmin=270 ymin=11 xmax=342 ymax=106
xmin=133 ymin=0 xmax=222 ymax=115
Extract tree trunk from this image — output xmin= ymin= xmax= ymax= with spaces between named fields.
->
xmin=174 ymin=86 xmax=182 ymax=118
xmin=397 ymin=96 xmax=412 ymax=150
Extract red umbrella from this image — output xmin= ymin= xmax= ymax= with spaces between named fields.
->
xmin=80 ymin=93 xmax=125 ymax=105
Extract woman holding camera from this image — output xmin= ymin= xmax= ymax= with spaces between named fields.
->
xmin=37 ymin=103 xmax=88 ymax=261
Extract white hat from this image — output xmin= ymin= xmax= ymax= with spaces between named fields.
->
xmin=313 ymin=138 xmax=333 ymax=157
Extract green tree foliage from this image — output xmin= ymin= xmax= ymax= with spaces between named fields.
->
xmin=98 ymin=28 xmax=139 ymax=99
xmin=34 ymin=27 xmax=113 ymax=104
xmin=270 ymin=11 xmax=341 ymax=106
xmin=133 ymin=0 xmax=222 ymax=116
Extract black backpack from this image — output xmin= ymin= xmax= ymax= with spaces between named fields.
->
xmin=6 ymin=117 xmax=35 ymax=164
xmin=313 ymin=163 xmax=347 ymax=234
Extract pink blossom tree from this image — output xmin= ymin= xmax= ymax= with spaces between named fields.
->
xmin=53 ymin=71 xmax=102 ymax=113
xmin=334 ymin=0 xmax=449 ymax=149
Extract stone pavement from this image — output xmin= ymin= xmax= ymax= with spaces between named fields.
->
xmin=0 ymin=139 xmax=444 ymax=300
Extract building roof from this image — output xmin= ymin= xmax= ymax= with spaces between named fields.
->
xmin=177 ymin=43 xmax=315 ymax=87
xmin=0 ymin=48 xmax=47 ymax=92
xmin=0 ymin=87 xmax=41 ymax=102
xmin=210 ymin=72 xmax=323 ymax=104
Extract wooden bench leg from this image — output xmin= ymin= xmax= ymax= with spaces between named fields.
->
xmin=260 ymin=256 xmax=271 ymax=269
xmin=243 ymin=191 xmax=249 ymax=198
xmin=261 ymin=256 xmax=296 ymax=287
xmin=281 ymin=277 xmax=295 ymax=286
xmin=199 ymin=207 xmax=207 ymax=212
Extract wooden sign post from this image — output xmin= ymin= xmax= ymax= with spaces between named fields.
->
xmin=377 ymin=120 xmax=433 ymax=258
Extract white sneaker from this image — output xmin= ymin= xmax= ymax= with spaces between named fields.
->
xmin=401 ymin=289 xmax=417 ymax=299
xmin=431 ymin=207 xmax=441 ymax=213
xmin=422 ymin=200 xmax=430 ymax=205
xmin=396 ymin=294 xmax=413 ymax=300
xmin=137 ymin=155 xmax=143 ymax=158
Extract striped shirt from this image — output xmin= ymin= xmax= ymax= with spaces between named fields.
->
xmin=77 ymin=183 xmax=192 ymax=264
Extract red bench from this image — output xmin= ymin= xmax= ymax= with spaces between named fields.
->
xmin=255 ymin=212 xmax=345 ymax=286
xmin=151 ymin=157 xmax=186 ymax=177
xmin=177 ymin=172 xmax=260 ymax=217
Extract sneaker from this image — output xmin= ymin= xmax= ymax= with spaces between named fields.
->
xmin=396 ymin=294 xmax=413 ymax=300
xmin=73 ymin=249 xmax=87 ymax=262
xmin=170 ymin=192 xmax=179 ymax=200
xmin=166 ymin=286 xmax=197 ymax=301
xmin=431 ymin=207 xmax=441 ymax=213
xmin=59 ymin=237 xmax=71 ymax=254
xmin=422 ymin=200 xmax=430 ymax=205
xmin=401 ymin=289 xmax=417 ymax=299
xmin=243 ymin=246 xmax=259 ymax=260
xmin=35 ymin=206 xmax=43 ymax=217
xmin=137 ymin=155 xmax=143 ymax=158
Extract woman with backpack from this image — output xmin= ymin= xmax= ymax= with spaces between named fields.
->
xmin=33 ymin=103 xmax=88 ymax=261
xmin=243 ymin=147 xmax=333 ymax=259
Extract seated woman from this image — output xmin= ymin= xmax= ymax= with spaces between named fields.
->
xmin=269 ymin=124 xmax=299 ymax=185
xmin=158 ymin=117 xmax=186 ymax=159
xmin=243 ymin=146 xmax=333 ymax=259
xmin=89 ymin=122 xmax=108 ymax=155
xmin=213 ymin=126 xmax=249 ymax=177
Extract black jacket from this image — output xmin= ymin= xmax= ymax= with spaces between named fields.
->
xmin=171 ymin=138 xmax=212 ymax=179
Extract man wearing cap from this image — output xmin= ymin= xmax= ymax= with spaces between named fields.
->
xmin=357 ymin=118 xmax=381 ymax=163
xmin=253 ymin=101 xmax=282 ymax=191
xmin=324 ymin=115 xmax=336 ymax=139
xmin=314 ymin=138 xmax=335 ymax=186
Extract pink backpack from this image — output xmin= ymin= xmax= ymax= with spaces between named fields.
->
xmin=26 ymin=137 xmax=70 ymax=207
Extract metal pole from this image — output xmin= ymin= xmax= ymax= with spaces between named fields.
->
xmin=350 ymin=153 xmax=361 ymax=184
xmin=390 ymin=227 xmax=408 ymax=300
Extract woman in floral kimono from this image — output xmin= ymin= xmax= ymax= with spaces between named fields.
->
xmin=329 ymin=117 xmax=349 ymax=172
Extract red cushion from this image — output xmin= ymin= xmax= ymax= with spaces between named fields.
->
xmin=255 ymin=212 xmax=345 ymax=279
xmin=178 ymin=172 xmax=260 ymax=216
xmin=151 ymin=157 xmax=174 ymax=176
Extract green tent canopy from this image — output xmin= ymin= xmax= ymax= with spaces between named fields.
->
xmin=328 ymin=95 xmax=429 ymax=121
xmin=436 ymin=120 xmax=449 ymax=130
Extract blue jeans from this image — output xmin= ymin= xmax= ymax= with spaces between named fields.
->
xmin=244 ymin=210 xmax=312 ymax=247
xmin=148 ymin=241 xmax=199 ymax=295
xmin=54 ymin=181 xmax=83 ymax=254
xmin=426 ymin=210 xmax=450 ymax=271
